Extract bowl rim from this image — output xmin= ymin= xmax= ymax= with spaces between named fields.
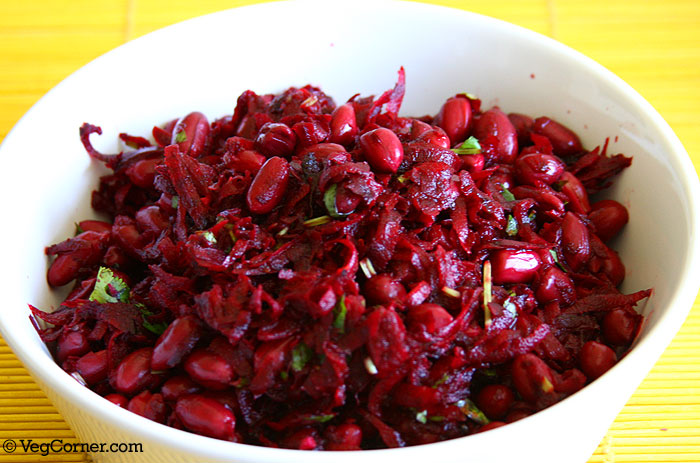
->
xmin=1 ymin=0 xmax=699 ymax=460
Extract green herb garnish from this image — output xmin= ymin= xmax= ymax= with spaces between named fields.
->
xmin=549 ymin=249 xmax=567 ymax=272
xmin=456 ymin=398 xmax=490 ymax=425
xmin=142 ymin=319 xmax=168 ymax=335
xmin=303 ymin=215 xmax=332 ymax=227
xmin=89 ymin=267 xmax=130 ymax=304
xmin=501 ymin=186 xmax=516 ymax=202
xmin=333 ymin=295 xmax=347 ymax=334
xmin=291 ymin=343 xmax=313 ymax=372
xmin=171 ymin=196 xmax=179 ymax=209
xmin=451 ymin=136 xmax=481 ymax=155
xmin=174 ymin=130 xmax=187 ymax=143
xmin=433 ymin=372 xmax=449 ymax=388
xmin=201 ymin=231 xmax=217 ymax=244
xmin=416 ymin=410 xmax=428 ymax=424
xmin=323 ymin=184 xmax=350 ymax=218
xmin=306 ymin=414 xmax=335 ymax=423
xmin=506 ymin=214 xmax=518 ymax=236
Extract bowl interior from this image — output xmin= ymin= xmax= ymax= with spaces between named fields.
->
xmin=1 ymin=2 xmax=697 ymax=462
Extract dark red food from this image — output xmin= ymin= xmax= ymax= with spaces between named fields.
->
xmin=32 ymin=69 xmax=650 ymax=449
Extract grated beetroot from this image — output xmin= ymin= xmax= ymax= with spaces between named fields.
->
xmin=32 ymin=68 xmax=650 ymax=449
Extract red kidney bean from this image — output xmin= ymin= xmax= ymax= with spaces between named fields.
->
xmin=283 ymin=428 xmax=318 ymax=450
xmin=125 ymin=158 xmax=160 ymax=188
xmin=406 ymin=303 xmax=453 ymax=334
xmin=128 ymin=391 xmax=167 ymax=423
xmin=112 ymin=347 xmax=159 ymax=395
xmin=255 ymin=122 xmax=297 ymax=158
xmin=325 ymin=423 xmax=363 ymax=450
xmin=478 ymin=421 xmax=507 ymax=432
xmin=246 ymin=156 xmax=290 ymax=214
xmin=66 ymin=277 xmax=96 ymax=301
xmin=359 ymin=127 xmax=404 ymax=173
xmin=229 ymin=149 xmax=266 ymax=173
xmin=580 ymin=341 xmax=617 ymax=379
xmin=417 ymin=128 xmax=451 ymax=149
xmin=475 ymin=384 xmax=515 ymax=420
xmin=535 ymin=266 xmax=575 ymax=305
xmin=175 ymin=394 xmax=236 ymax=440
xmin=411 ymin=120 xmax=433 ymax=139
xmin=172 ymin=112 xmax=210 ymax=157
xmin=201 ymin=390 xmax=238 ymax=412
xmin=104 ymin=393 xmax=129 ymax=408
xmin=363 ymin=275 xmax=406 ymax=306
xmin=589 ymin=199 xmax=629 ymax=242
xmin=161 ymin=376 xmax=201 ymax=402
xmin=558 ymin=171 xmax=591 ymax=214
xmin=515 ymin=152 xmax=565 ymax=186
xmin=435 ymin=95 xmax=472 ymax=145
xmin=184 ymin=350 xmax=234 ymax=390
xmin=151 ymin=315 xmax=202 ymax=371
xmin=473 ymin=107 xmax=518 ymax=163
xmin=600 ymin=245 xmax=625 ymax=286
xmin=532 ymin=117 xmax=582 ymax=157
xmin=508 ymin=113 xmax=534 ymax=146
xmin=588 ymin=234 xmax=625 ymax=286
xmin=47 ymin=232 xmax=108 ymax=286
xmin=561 ymin=212 xmax=590 ymax=271
xmin=77 ymin=220 xmax=112 ymax=234
xmin=554 ymin=368 xmax=587 ymax=395
xmin=76 ymin=350 xmax=108 ymax=385
xmin=299 ymin=143 xmax=351 ymax=168
xmin=56 ymin=330 xmax=90 ymax=363
xmin=511 ymin=353 xmax=556 ymax=402
xmin=461 ymin=153 xmax=485 ymax=173
xmin=329 ymin=103 xmax=358 ymax=146
xmin=490 ymin=250 xmax=542 ymax=284
xmin=603 ymin=309 xmax=639 ymax=345
xmin=102 ymin=245 xmax=130 ymax=269
xmin=135 ymin=205 xmax=170 ymax=234
xmin=48 ymin=255 xmax=83 ymax=287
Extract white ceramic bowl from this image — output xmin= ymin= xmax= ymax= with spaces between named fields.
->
xmin=1 ymin=1 xmax=698 ymax=462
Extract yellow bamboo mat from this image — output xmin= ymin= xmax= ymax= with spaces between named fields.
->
xmin=1 ymin=1 xmax=699 ymax=462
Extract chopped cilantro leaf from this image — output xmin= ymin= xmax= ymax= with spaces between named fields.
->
xmin=432 ymin=372 xmax=449 ymax=388
xmin=506 ymin=214 xmax=518 ymax=236
xmin=89 ymin=267 xmax=130 ymax=304
xmin=456 ymin=398 xmax=490 ymax=425
xmin=323 ymin=184 xmax=350 ymax=218
xmin=142 ymin=319 xmax=168 ymax=335
xmin=552 ymin=179 xmax=568 ymax=191
xmin=175 ymin=130 xmax=187 ymax=143
xmin=171 ymin=196 xmax=179 ymax=209
xmin=550 ymin=249 xmax=567 ymax=272
xmin=416 ymin=410 xmax=428 ymax=424
xmin=501 ymin=186 xmax=516 ymax=202
xmin=291 ymin=343 xmax=313 ymax=372
xmin=74 ymin=222 xmax=84 ymax=234
xmin=306 ymin=414 xmax=335 ymax=423
xmin=451 ymin=136 xmax=481 ymax=155
xmin=333 ymin=295 xmax=347 ymax=333
xmin=201 ymin=231 xmax=217 ymax=244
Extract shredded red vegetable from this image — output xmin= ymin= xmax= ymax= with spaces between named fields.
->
xmin=32 ymin=68 xmax=650 ymax=449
